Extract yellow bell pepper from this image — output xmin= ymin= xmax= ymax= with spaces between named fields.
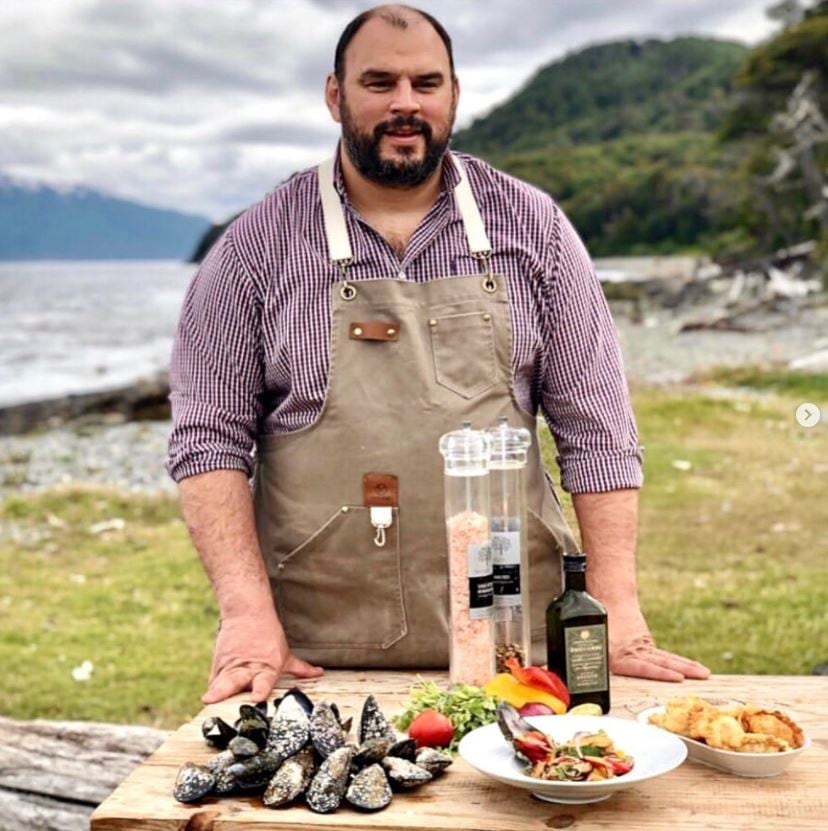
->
xmin=483 ymin=673 xmax=567 ymax=714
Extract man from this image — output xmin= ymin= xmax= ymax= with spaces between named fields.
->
xmin=167 ymin=4 xmax=710 ymax=705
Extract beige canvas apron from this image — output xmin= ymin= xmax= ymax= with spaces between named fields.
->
xmin=253 ymin=154 xmax=577 ymax=668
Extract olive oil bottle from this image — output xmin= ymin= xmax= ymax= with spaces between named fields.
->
xmin=545 ymin=553 xmax=610 ymax=713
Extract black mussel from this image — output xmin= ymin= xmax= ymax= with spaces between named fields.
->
xmin=305 ymin=746 xmax=354 ymax=814
xmin=381 ymin=756 xmax=432 ymax=789
xmin=266 ymin=693 xmax=311 ymax=763
xmin=235 ymin=704 xmax=269 ymax=748
xmin=255 ymin=700 xmax=269 ymax=719
xmin=273 ymin=686 xmax=314 ymax=716
xmin=352 ymin=736 xmax=394 ymax=770
xmin=415 ymin=747 xmax=453 ymax=776
xmin=346 ymin=763 xmax=393 ymax=811
xmin=202 ymin=716 xmax=237 ymax=749
xmin=387 ymin=738 xmax=417 ymax=762
xmin=310 ymin=700 xmax=347 ymax=758
xmin=496 ymin=701 xmax=536 ymax=744
xmin=262 ymin=746 xmax=316 ymax=808
xmin=358 ymin=694 xmax=397 ymax=745
xmin=173 ymin=762 xmax=215 ymax=803
xmin=206 ymin=750 xmax=238 ymax=795
xmin=228 ymin=750 xmax=282 ymax=791
xmin=228 ymin=735 xmax=260 ymax=759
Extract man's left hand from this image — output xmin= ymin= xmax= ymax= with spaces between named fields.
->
xmin=608 ymin=606 xmax=710 ymax=681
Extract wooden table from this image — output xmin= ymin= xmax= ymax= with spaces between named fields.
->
xmin=91 ymin=672 xmax=827 ymax=830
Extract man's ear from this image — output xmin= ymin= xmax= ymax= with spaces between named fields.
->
xmin=325 ymin=73 xmax=342 ymax=124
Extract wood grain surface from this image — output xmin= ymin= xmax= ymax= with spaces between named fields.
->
xmin=90 ymin=672 xmax=827 ymax=830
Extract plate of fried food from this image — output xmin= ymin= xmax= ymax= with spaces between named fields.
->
xmin=638 ymin=696 xmax=809 ymax=778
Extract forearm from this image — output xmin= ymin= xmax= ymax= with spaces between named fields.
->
xmin=178 ymin=469 xmax=278 ymax=621
xmin=571 ymin=488 xmax=640 ymax=608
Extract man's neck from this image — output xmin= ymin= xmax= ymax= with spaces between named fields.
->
xmin=338 ymin=145 xmax=444 ymax=217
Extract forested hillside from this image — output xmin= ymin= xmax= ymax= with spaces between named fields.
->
xmin=454 ymin=7 xmax=828 ymax=262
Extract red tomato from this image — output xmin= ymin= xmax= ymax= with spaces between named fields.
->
xmin=407 ymin=709 xmax=455 ymax=748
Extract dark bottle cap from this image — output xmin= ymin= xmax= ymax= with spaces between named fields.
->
xmin=563 ymin=553 xmax=587 ymax=572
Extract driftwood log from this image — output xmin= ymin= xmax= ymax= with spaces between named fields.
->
xmin=0 ymin=716 xmax=168 ymax=831
xmin=0 ymin=374 xmax=171 ymax=436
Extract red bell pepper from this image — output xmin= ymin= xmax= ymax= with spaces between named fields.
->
xmin=505 ymin=658 xmax=570 ymax=707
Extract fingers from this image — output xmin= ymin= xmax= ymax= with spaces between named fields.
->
xmin=283 ymin=655 xmax=324 ymax=679
xmin=612 ymin=643 xmax=712 ymax=682
xmin=612 ymin=653 xmax=685 ymax=682
xmin=202 ymin=666 xmax=255 ymax=704
xmin=250 ymin=669 xmax=279 ymax=703
xmin=651 ymin=649 xmax=711 ymax=679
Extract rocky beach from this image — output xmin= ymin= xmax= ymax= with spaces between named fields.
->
xmin=1 ymin=297 xmax=825 ymax=500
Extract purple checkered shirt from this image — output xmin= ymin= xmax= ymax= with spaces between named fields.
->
xmin=167 ymin=150 xmax=643 ymax=493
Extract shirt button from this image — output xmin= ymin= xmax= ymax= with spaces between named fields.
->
xmin=397 ymin=270 xmax=407 ymax=280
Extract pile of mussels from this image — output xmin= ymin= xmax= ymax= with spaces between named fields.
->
xmin=173 ymin=688 xmax=452 ymax=813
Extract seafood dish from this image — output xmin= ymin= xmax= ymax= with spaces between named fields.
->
xmin=648 ymin=696 xmax=804 ymax=753
xmin=459 ymin=706 xmax=686 ymax=804
xmin=173 ymin=690 xmax=452 ymax=813
xmin=497 ymin=703 xmax=634 ymax=782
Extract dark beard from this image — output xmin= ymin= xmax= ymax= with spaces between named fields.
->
xmin=341 ymin=106 xmax=451 ymax=188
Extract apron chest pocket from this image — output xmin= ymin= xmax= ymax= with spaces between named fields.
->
xmin=272 ymin=506 xmax=407 ymax=650
xmin=429 ymin=310 xmax=497 ymax=399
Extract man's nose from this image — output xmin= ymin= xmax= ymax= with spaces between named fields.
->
xmin=390 ymin=79 xmax=420 ymax=114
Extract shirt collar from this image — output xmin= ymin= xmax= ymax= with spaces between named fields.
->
xmin=331 ymin=142 xmax=461 ymax=200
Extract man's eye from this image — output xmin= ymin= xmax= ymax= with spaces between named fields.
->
xmin=368 ymin=81 xmax=391 ymax=90
xmin=416 ymin=82 xmax=438 ymax=90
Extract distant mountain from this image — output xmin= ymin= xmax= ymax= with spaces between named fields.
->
xmin=0 ymin=177 xmax=211 ymax=260
xmin=454 ymin=37 xmax=748 ymax=155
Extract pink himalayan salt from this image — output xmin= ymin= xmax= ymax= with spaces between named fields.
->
xmin=446 ymin=509 xmax=494 ymax=686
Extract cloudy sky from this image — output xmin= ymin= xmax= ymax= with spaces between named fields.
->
xmin=0 ymin=0 xmax=779 ymax=221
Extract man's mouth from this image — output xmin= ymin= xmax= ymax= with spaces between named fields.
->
xmin=385 ymin=129 xmax=422 ymax=138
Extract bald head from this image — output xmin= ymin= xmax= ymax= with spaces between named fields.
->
xmin=334 ymin=4 xmax=455 ymax=82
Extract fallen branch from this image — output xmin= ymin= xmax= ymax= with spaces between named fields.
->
xmin=0 ymin=716 xmax=168 ymax=831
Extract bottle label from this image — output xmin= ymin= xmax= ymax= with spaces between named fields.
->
xmin=564 ymin=624 xmax=608 ymax=694
xmin=468 ymin=542 xmax=493 ymax=619
xmin=491 ymin=530 xmax=521 ymax=606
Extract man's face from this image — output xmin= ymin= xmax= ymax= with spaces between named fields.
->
xmin=326 ymin=16 xmax=459 ymax=188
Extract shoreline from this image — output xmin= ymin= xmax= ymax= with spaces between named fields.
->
xmin=1 ymin=303 xmax=826 ymax=500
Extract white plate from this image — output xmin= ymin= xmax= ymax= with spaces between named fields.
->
xmin=457 ymin=714 xmax=687 ymax=805
xmin=638 ymin=706 xmax=810 ymax=778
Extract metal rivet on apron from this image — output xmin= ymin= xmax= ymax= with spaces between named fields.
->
xmin=341 ymin=506 xmax=350 ymax=513
xmin=483 ymin=313 xmax=491 ymax=321
xmin=353 ymin=327 xmax=363 ymax=337
xmin=482 ymin=275 xmax=498 ymax=293
xmin=428 ymin=319 xmax=437 ymax=327
xmin=340 ymin=282 xmax=358 ymax=301
xmin=387 ymin=328 xmax=396 ymax=336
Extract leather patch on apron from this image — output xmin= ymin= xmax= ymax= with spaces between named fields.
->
xmin=349 ymin=321 xmax=401 ymax=341
xmin=363 ymin=473 xmax=399 ymax=507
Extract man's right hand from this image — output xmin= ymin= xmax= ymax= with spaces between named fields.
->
xmin=201 ymin=613 xmax=324 ymax=704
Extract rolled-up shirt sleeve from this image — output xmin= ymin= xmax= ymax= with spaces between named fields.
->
xmin=166 ymin=230 xmax=264 ymax=482
xmin=539 ymin=208 xmax=643 ymax=494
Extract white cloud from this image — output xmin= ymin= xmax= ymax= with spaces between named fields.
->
xmin=0 ymin=0 xmax=779 ymax=220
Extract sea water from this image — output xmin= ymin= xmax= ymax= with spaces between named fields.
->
xmin=0 ymin=260 xmax=194 ymax=406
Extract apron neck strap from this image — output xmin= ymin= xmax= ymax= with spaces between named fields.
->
xmin=316 ymin=152 xmax=493 ymax=268
xmin=318 ymin=156 xmax=353 ymax=265
xmin=449 ymin=153 xmax=492 ymax=258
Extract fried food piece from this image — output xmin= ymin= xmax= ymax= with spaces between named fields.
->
xmin=736 ymin=733 xmax=791 ymax=753
xmin=649 ymin=696 xmax=804 ymax=753
xmin=738 ymin=705 xmax=804 ymax=749
xmin=692 ymin=713 xmax=746 ymax=750
xmin=649 ymin=697 xmax=711 ymax=738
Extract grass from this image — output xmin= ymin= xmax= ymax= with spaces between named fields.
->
xmin=1 ymin=374 xmax=826 ymax=727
